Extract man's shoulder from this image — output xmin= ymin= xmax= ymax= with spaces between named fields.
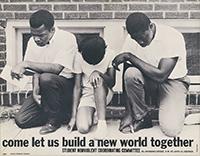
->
xmin=103 ymin=48 xmax=116 ymax=62
xmin=56 ymin=28 xmax=75 ymax=38
xmin=155 ymin=23 xmax=183 ymax=42
xmin=53 ymin=28 xmax=77 ymax=45
xmin=27 ymin=37 xmax=36 ymax=47
xmin=75 ymin=51 xmax=82 ymax=62
xmin=123 ymin=34 xmax=137 ymax=46
xmin=106 ymin=48 xmax=116 ymax=56
xmin=157 ymin=24 xmax=182 ymax=36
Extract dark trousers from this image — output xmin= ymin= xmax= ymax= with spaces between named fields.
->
xmin=15 ymin=73 xmax=74 ymax=128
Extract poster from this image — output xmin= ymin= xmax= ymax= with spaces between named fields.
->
xmin=0 ymin=1 xmax=200 ymax=156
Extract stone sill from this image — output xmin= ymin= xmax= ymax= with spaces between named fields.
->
xmin=1 ymin=90 xmax=200 ymax=106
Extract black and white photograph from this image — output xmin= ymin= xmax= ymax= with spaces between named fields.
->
xmin=0 ymin=0 xmax=199 ymax=156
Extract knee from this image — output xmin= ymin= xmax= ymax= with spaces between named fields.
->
xmin=39 ymin=73 xmax=56 ymax=87
xmin=76 ymin=117 xmax=92 ymax=134
xmin=124 ymin=67 xmax=143 ymax=85
xmin=77 ymin=123 xmax=90 ymax=134
xmin=159 ymin=103 xmax=185 ymax=137
xmin=160 ymin=126 xmax=182 ymax=137
xmin=159 ymin=120 xmax=184 ymax=137
xmin=15 ymin=114 xmax=28 ymax=129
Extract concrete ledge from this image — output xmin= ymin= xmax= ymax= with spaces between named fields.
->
xmin=0 ymin=90 xmax=33 ymax=106
xmin=1 ymin=91 xmax=200 ymax=106
xmin=0 ymin=91 xmax=200 ymax=120
xmin=1 ymin=103 xmax=199 ymax=121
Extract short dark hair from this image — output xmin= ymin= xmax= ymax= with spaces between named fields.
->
xmin=126 ymin=12 xmax=151 ymax=34
xmin=80 ymin=36 xmax=107 ymax=65
xmin=29 ymin=9 xmax=54 ymax=30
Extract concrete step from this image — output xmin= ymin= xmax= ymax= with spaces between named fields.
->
xmin=1 ymin=104 xmax=200 ymax=123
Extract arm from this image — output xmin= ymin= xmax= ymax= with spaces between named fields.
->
xmin=71 ymin=73 xmax=82 ymax=119
xmin=11 ymin=61 xmax=64 ymax=80
xmin=112 ymin=52 xmax=178 ymax=83
xmin=32 ymin=73 xmax=41 ymax=106
xmin=99 ymin=67 xmax=116 ymax=88
xmin=67 ymin=73 xmax=82 ymax=132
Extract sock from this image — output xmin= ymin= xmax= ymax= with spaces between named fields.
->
xmin=93 ymin=120 xmax=107 ymax=140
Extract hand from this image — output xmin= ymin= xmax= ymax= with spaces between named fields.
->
xmin=89 ymin=71 xmax=102 ymax=88
xmin=67 ymin=117 xmax=76 ymax=132
xmin=112 ymin=53 xmax=130 ymax=71
xmin=11 ymin=62 xmax=27 ymax=80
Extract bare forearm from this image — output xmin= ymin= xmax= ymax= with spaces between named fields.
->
xmin=23 ymin=61 xmax=64 ymax=74
xmin=33 ymin=73 xmax=40 ymax=93
xmin=99 ymin=73 xmax=115 ymax=88
xmin=32 ymin=73 xmax=42 ymax=105
xmin=71 ymin=87 xmax=81 ymax=118
xmin=125 ymin=53 xmax=176 ymax=83
xmin=125 ymin=53 xmax=162 ymax=82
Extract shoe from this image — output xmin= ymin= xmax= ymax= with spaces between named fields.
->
xmin=39 ymin=123 xmax=60 ymax=135
xmin=40 ymin=118 xmax=61 ymax=135
xmin=133 ymin=112 xmax=153 ymax=132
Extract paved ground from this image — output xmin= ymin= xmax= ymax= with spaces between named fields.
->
xmin=0 ymin=106 xmax=200 ymax=156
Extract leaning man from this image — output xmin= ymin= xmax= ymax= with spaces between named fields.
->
xmin=11 ymin=10 xmax=78 ymax=135
xmin=112 ymin=12 xmax=190 ymax=137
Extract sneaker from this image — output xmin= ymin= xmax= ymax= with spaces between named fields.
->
xmin=133 ymin=112 xmax=153 ymax=132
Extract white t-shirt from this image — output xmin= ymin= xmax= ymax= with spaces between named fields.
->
xmin=24 ymin=27 xmax=78 ymax=78
xmin=122 ymin=23 xmax=187 ymax=79
xmin=73 ymin=49 xmax=116 ymax=91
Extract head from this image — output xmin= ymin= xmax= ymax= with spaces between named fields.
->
xmin=29 ymin=10 xmax=55 ymax=47
xmin=126 ymin=12 xmax=155 ymax=47
xmin=79 ymin=36 xmax=107 ymax=65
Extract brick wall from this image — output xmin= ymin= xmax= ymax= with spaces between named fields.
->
xmin=0 ymin=0 xmax=200 ymax=93
xmin=1 ymin=90 xmax=200 ymax=107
